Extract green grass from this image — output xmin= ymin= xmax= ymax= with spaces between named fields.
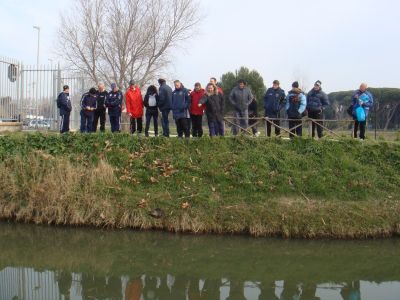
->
xmin=0 ymin=132 xmax=399 ymax=238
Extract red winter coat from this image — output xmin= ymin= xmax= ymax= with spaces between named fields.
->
xmin=125 ymin=86 xmax=144 ymax=118
xmin=190 ymin=89 xmax=206 ymax=115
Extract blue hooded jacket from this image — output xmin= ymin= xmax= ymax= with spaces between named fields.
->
xmin=171 ymin=87 xmax=191 ymax=120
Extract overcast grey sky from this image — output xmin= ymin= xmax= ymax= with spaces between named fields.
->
xmin=1 ymin=0 xmax=399 ymax=92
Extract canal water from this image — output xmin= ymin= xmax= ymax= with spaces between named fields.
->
xmin=0 ymin=222 xmax=399 ymax=300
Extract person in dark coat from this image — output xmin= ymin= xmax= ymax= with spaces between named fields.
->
xmin=80 ymin=87 xmax=97 ymax=133
xmin=285 ymin=81 xmax=307 ymax=138
xmin=158 ymin=78 xmax=173 ymax=137
xmin=105 ymin=83 xmax=123 ymax=133
xmin=248 ymin=96 xmax=259 ymax=136
xmin=93 ymin=82 xmax=108 ymax=132
xmin=57 ymin=85 xmax=72 ymax=134
xmin=199 ymin=83 xmax=225 ymax=136
xmin=264 ymin=80 xmax=286 ymax=137
xmin=229 ymin=79 xmax=253 ymax=135
xmin=307 ymin=80 xmax=329 ymax=138
xmin=144 ymin=85 xmax=159 ymax=137
xmin=171 ymin=80 xmax=191 ymax=138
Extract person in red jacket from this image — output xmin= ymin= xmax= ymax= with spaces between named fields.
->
xmin=189 ymin=82 xmax=205 ymax=137
xmin=125 ymin=80 xmax=144 ymax=135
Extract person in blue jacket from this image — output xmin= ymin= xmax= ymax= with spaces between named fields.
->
xmin=106 ymin=83 xmax=123 ymax=133
xmin=171 ymin=80 xmax=191 ymax=138
xmin=351 ymin=83 xmax=373 ymax=140
xmin=264 ymin=80 xmax=286 ymax=137
xmin=285 ymin=81 xmax=307 ymax=138
xmin=307 ymin=80 xmax=329 ymax=138
xmin=80 ymin=87 xmax=97 ymax=133
xmin=158 ymin=78 xmax=173 ymax=137
xmin=57 ymin=85 xmax=72 ymax=133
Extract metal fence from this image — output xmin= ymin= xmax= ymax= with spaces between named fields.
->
xmin=0 ymin=56 xmax=94 ymax=131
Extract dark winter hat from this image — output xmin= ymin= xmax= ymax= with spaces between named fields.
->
xmin=273 ymin=80 xmax=280 ymax=85
xmin=292 ymin=81 xmax=299 ymax=88
xmin=89 ymin=87 xmax=97 ymax=95
xmin=63 ymin=85 xmax=69 ymax=91
xmin=129 ymin=80 xmax=135 ymax=86
xmin=111 ymin=83 xmax=117 ymax=89
xmin=314 ymin=80 xmax=322 ymax=87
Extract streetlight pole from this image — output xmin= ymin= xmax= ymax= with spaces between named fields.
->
xmin=33 ymin=26 xmax=40 ymax=126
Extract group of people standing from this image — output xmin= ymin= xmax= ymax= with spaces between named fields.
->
xmin=57 ymin=77 xmax=374 ymax=140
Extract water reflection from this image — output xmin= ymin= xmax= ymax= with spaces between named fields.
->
xmin=0 ymin=222 xmax=399 ymax=299
xmin=2 ymin=269 xmax=399 ymax=300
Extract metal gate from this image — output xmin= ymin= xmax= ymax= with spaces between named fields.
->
xmin=0 ymin=55 xmax=94 ymax=131
xmin=0 ymin=57 xmax=20 ymax=122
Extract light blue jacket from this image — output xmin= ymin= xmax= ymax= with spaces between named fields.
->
xmin=285 ymin=89 xmax=307 ymax=118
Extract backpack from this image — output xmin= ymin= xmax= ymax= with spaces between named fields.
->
xmin=148 ymin=94 xmax=157 ymax=107
xmin=346 ymin=104 xmax=354 ymax=117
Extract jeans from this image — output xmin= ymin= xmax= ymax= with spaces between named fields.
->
xmin=208 ymin=120 xmax=224 ymax=136
xmin=145 ymin=108 xmax=159 ymax=136
xmin=80 ymin=111 xmax=94 ymax=133
xmin=190 ymin=114 xmax=203 ymax=137
xmin=232 ymin=109 xmax=249 ymax=135
xmin=161 ymin=110 xmax=170 ymax=137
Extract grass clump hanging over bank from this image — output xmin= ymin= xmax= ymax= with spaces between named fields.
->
xmin=0 ymin=133 xmax=399 ymax=239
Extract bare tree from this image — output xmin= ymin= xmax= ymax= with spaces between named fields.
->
xmin=57 ymin=0 xmax=201 ymax=88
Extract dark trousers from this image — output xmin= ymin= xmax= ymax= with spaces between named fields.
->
xmin=289 ymin=119 xmax=302 ymax=138
xmin=190 ymin=114 xmax=203 ymax=137
xmin=161 ymin=110 xmax=170 ymax=137
xmin=175 ymin=118 xmax=190 ymax=138
xmin=265 ymin=112 xmax=280 ymax=137
xmin=80 ymin=111 xmax=94 ymax=133
xmin=109 ymin=114 xmax=121 ymax=133
xmin=130 ymin=117 xmax=143 ymax=134
xmin=249 ymin=115 xmax=258 ymax=135
xmin=308 ymin=110 xmax=323 ymax=138
xmin=145 ymin=108 xmax=159 ymax=137
xmin=60 ymin=113 xmax=70 ymax=134
xmin=208 ymin=120 xmax=224 ymax=136
xmin=93 ymin=109 xmax=106 ymax=132
xmin=354 ymin=120 xmax=366 ymax=139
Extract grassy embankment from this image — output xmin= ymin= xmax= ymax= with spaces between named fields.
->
xmin=0 ymin=133 xmax=399 ymax=238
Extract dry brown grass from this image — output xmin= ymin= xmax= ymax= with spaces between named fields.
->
xmin=1 ymin=153 xmax=400 ymax=239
